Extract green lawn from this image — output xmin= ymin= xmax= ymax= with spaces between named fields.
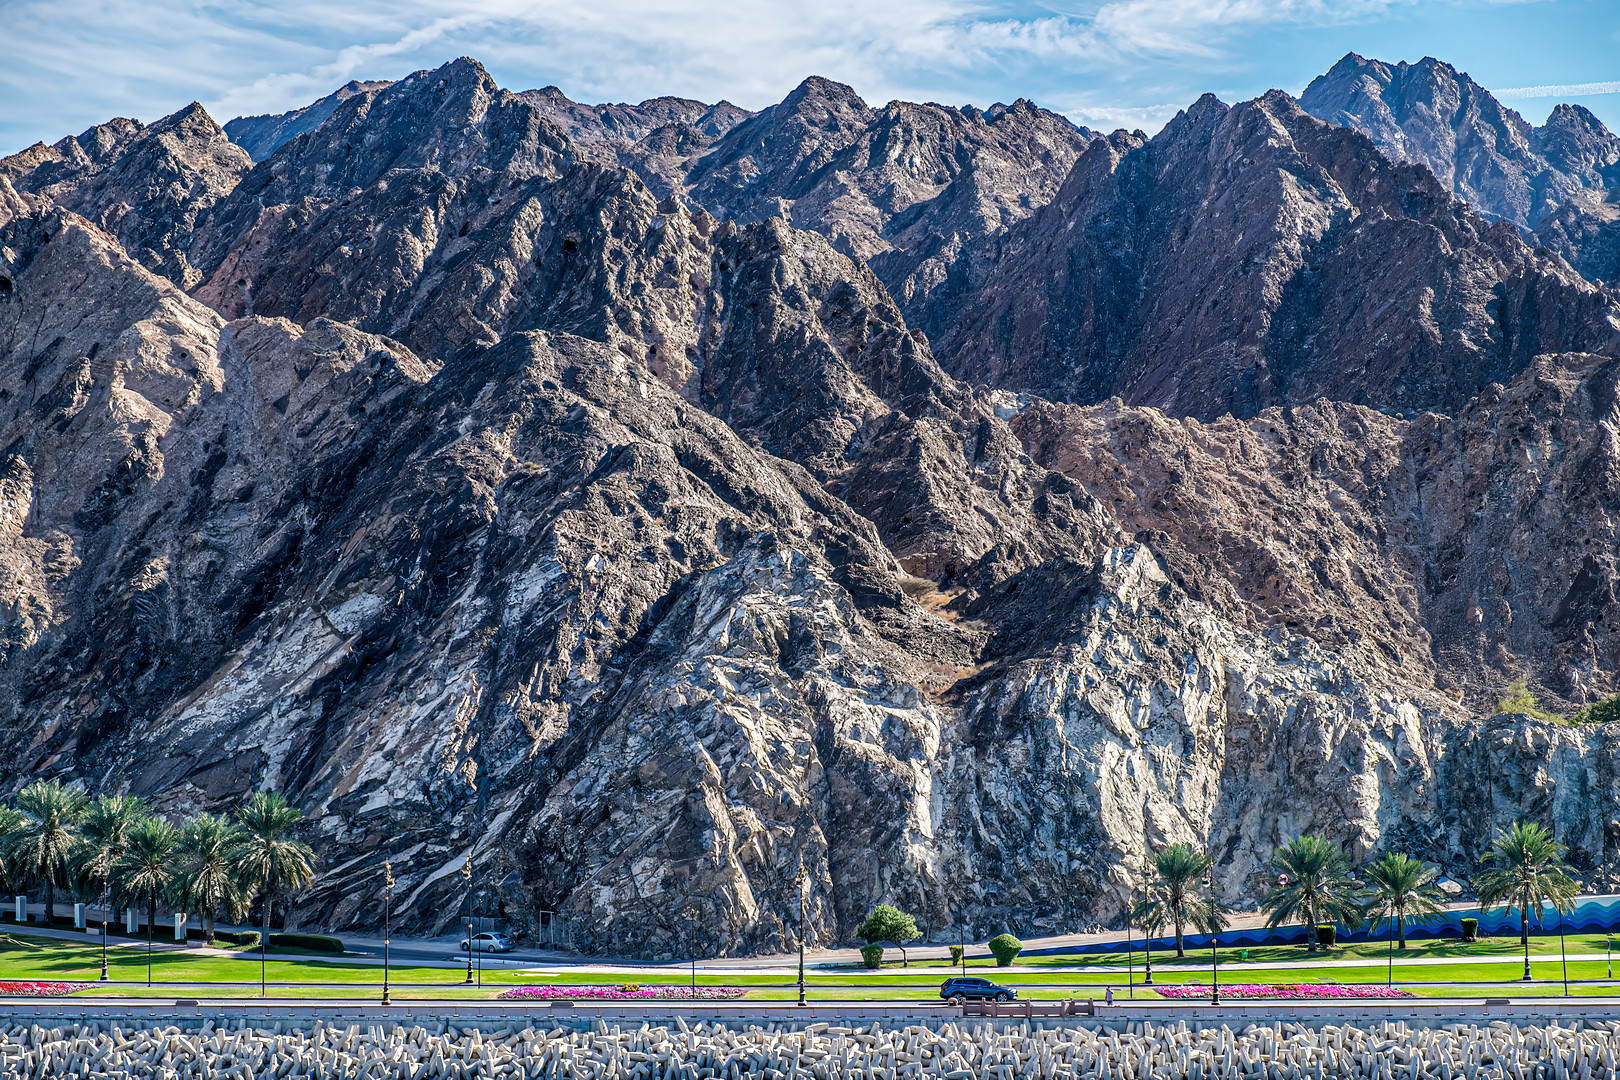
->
xmin=5 ymin=934 xmax=1616 ymax=1001
xmin=900 ymin=933 xmax=1620 ymax=969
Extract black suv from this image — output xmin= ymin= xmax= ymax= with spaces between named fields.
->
xmin=940 ymin=977 xmax=1017 ymax=1003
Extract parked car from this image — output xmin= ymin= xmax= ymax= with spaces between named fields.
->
xmin=460 ymin=932 xmax=514 ymax=953
xmin=940 ymin=976 xmax=1017 ymax=1004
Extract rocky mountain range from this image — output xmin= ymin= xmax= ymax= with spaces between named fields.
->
xmin=3 ymin=54 xmax=1620 ymax=957
xmin=1299 ymin=53 xmax=1620 ymax=286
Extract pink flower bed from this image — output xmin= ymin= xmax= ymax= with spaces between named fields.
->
xmin=499 ymin=985 xmax=747 ymax=1001
xmin=1154 ymin=983 xmax=1413 ymax=1000
xmin=0 ymin=981 xmax=94 ymax=997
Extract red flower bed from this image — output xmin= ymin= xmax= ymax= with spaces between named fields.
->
xmin=499 ymin=985 xmax=747 ymax=1001
xmin=0 ymin=981 xmax=94 ymax=997
xmin=1154 ymin=983 xmax=1413 ymax=1000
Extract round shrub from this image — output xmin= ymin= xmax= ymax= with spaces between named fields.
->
xmin=860 ymin=944 xmax=883 ymax=969
xmin=269 ymin=932 xmax=344 ymax=953
xmin=1460 ymin=918 xmax=1479 ymax=942
xmin=1315 ymin=924 xmax=1336 ymax=947
xmin=949 ymin=944 xmax=964 ymax=965
xmin=989 ymin=933 xmax=1022 ymax=967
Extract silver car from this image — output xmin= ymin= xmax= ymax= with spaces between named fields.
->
xmin=460 ymin=932 xmax=514 ymax=952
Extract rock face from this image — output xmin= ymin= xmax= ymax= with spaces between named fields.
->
xmin=929 ymin=92 xmax=1620 ymax=421
xmin=1300 ymin=53 xmax=1620 ymax=229
xmin=225 ymin=80 xmax=394 ymax=162
xmin=6 ymin=56 xmax=1620 ymax=957
xmin=1 ymin=105 xmax=251 ymax=287
xmin=1299 ymin=53 xmax=1620 ymax=292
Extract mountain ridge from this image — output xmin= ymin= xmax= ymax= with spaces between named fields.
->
xmin=4 ymin=55 xmax=1620 ymax=954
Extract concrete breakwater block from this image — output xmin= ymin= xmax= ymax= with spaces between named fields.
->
xmin=4 ymin=1017 xmax=1620 ymax=1079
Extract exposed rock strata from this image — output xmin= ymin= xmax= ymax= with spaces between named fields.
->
xmin=225 ymin=80 xmax=394 ymax=162
xmin=1300 ymin=53 xmax=1620 ymax=229
xmin=930 ymin=92 xmax=1620 ymax=420
xmin=5 ymin=57 xmax=1620 ymax=955
xmin=1 ymin=105 xmax=251 ymax=287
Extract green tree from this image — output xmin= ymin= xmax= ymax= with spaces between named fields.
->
xmin=71 ymin=794 xmax=149 ymax=925
xmin=177 ymin=812 xmax=247 ymax=945
xmin=1495 ymin=679 xmax=1561 ymax=722
xmin=1571 ymin=695 xmax=1620 ymax=724
xmin=9 ymin=779 xmax=88 ymax=924
xmin=232 ymin=792 xmax=315 ymax=943
xmin=1259 ymin=835 xmax=1365 ymax=952
xmin=1473 ymin=820 xmax=1581 ymax=981
xmin=1364 ymin=851 xmax=1446 ymax=949
xmin=856 ymin=903 xmax=921 ymax=966
xmin=112 ymin=816 xmax=180 ymax=939
xmin=0 ymin=805 xmax=24 ymax=895
xmin=1132 ymin=842 xmax=1226 ymax=956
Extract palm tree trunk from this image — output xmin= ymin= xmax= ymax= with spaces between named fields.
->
xmin=1174 ymin=917 xmax=1185 ymax=958
xmin=1397 ymin=906 xmax=1407 ymax=950
xmin=205 ymin=912 xmax=214 ymax=946
xmin=44 ymin=879 xmax=54 ymax=926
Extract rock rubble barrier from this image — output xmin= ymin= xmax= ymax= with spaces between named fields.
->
xmin=7 ymin=1018 xmax=1620 ymax=1080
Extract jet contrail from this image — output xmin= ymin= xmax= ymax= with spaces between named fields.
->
xmin=1495 ymin=80 xmax=1620 ymax=99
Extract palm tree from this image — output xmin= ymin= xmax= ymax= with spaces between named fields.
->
xmin=70 ymin=793 xmax=148 ymax=980
xmin=111 ymin=816 xmax=180 ymax=985
xmin=72 ymin=795 xmax=149 ymax=896
xmin=0 ymin=805 xmax=25 ymax=896
xmin=232 ymin=791 xmax=315 ymax=995
xmin=1259 ymin=835 xmax=1366 ymax=952
xmin=176 ymin=813 xmax=247 ymax=945
xmin=1474 ymin=820 xmax=1581 ymax=981
xmin=1365 ymin=851 xmax=1447 ymax=950
xmin=1133 ymin=842 xmax=1227 ymax=956
xmin=9 ymin=779 xmax=88 ymax=925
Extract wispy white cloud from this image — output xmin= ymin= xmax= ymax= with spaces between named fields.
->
xmin=1496 ymin=80 xmax=1620 ymax=99
xmin=0 ymin=0 xmax=1599 ymax=153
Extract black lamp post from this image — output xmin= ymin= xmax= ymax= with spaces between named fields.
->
xmin=1558 ymin=899 xmax=1570 ymax=997
xmin=1141 ymin=854 xmax=1153 ymax=986
xmin=1207 ymin=858 xmax=1220 ymax=1006
xmin=1125 ymin=887 xmax=1135 ymax=1000
xmin=146 ymin=892 xmax=154 ymax=987
xmin=99 ymin=874 xmax=110 ymax=982
xmin=381 ymin=852 xmax=394 ymax=1006
xmin=462 ymin=856 xmax=475 ymax=985
xmin=476 ymin=886 xmax=484 ymax=988
xmin=797 ymin=866 xmax=808 ymax=1007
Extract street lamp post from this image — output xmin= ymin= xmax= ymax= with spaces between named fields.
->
xmin=463 ymin=856 xmax=475 ymax=985
xmin=797 ymin=866 xmax=808 ymax=1007
xmin=99 ymin=876 xmax=110 ymax=982
xmin=476 ymin=887 xmax=484 ymax=988
xmin=1207 ymin=859 xmax=1220 ymax=1006
xmin=381 ymin=853 xmax=394 ymax=1006
xmin=1126 ymin=892 xmax=1135 ymax=1000
xmin=1141 ymin=854 xmax=1153 ymax=986
xmin=1557 ymin=901 xmax=1569 ymax=997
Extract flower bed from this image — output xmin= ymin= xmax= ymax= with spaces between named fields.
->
xmin=0 ymin=981 xmax=95 ymax=997
xmin=1154 ymin=983 xmax=1414 ymax=1000
xmin=499 ymin=985 xmax=747 ymax=1001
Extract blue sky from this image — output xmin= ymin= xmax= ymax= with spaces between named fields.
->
xmin=1 ymin=0 xmax=1617 ymax=155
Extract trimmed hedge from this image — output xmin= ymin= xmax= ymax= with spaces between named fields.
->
xmin=269 ymin=933 xmax=345 ymax=953
xmin=1461 ymin=918 xmax=1478 ymax=942
xmin=860 ymin=944 xmax=883 ymax=969
xmin=1315 ymin=924 xmax=1336 ymax=947
xmin=214 ymin=930 xmax=262 ymax=949
xmin=989 ymin=933 xmax=1022 ymax=967
xmin=949 ymin=944 xmax=964 ymax=965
